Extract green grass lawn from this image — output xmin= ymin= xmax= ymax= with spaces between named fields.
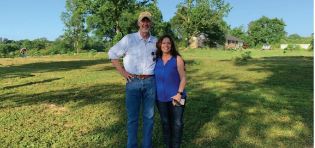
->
xmin=0 ymin=49 xmax=313 ymax=147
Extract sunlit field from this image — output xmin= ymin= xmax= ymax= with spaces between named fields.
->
xmin=0 ymin=49 xmax=313 ymax=147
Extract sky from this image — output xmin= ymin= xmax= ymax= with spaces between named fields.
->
xmin=0 ymin=0 xmax=313 ymax=41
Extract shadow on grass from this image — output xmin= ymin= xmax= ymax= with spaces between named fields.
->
xmin=1 ymin=73 xmax=36 ymax=79
xmin=0 ymin=82 xmax=128 ymax=147
xmin=180 ymin=56 xmax=313 ymax=147
xmin=0 ymin=56 xmax=312 ymax=147
xmin=2 ymin=78 xmax=63 ymax=89
xmin=0 ymin=83 xmax=124 ymax=109
xmin=248 ymin=56 xmax=313 ymax=134
xmin=160 ymin=59 xmax=223 ymax=147
xmin=0 ymin=58 xmax=126 ymax=147
xmin=0 ymin=59 xmax=111 ymax=80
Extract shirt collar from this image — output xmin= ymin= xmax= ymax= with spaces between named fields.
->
xmin=137 ymin=31 xmax=153 ymax=42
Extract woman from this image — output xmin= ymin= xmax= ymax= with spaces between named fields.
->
xmin=154 ymin=35 xmax=187 ymax=148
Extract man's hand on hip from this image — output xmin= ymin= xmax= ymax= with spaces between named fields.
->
xmin=111 ymin=59 xmax=134 ymax=81
xmin=122 ymin=70 xmax=134 ymax=82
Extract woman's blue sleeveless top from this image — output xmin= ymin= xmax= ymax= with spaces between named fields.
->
xmin=154 ymin=56 xmax=186 ymax=102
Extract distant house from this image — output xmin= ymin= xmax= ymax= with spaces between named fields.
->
xmin=262 ymin=44 xmax=272 ymax=50
xmin=225 ymin=35 xmax=244 ymax=49
xmin=189 ymin=36 xmax=200 ymax=49
xmin=188 ymin=34 xmax=245 ymax=49
xmin=189 ymin=34 xmax=206 ymax=49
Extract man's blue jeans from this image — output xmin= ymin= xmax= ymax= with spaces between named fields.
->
xmin=126 ymin=77 xmax=156 ymax=148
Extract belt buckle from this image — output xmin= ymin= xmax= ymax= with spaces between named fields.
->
xmin=134 ymin=75 xmax=143 ymax=79
xmin=134 ymin=74 xmax=151 ymax=79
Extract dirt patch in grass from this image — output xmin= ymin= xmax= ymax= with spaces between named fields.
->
xmin=42 ymin=103 xmax=68 ymax=115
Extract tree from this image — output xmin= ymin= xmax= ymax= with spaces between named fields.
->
xmin=288 ymin=34 xmax=301 ymax=39
xmin=62 ymin=0 xmax=89 ymax=53
xmin=116 ymin=1 xmax=164 ymax=37
xmin=50 ymin=35 xmax=74 ymax=54
xmin=284 ymin=33 xmax=312 ymax=44
xmin=229 ymin=26 xmax=246 ymax=39
xmin=85 ymin=0 xmax=165 ymax=47
xmin=170 ymin=0 xmax=231 ymax=47
xmin=61 ymin=0 xmax=164 ymax=52
xmin=32 ymin=38 xmax=50 ymax=50
xmin=21 ymin=39 xmax=33 ymax=49
xmin=86 ymin=0 xmax=137 ymax=40
xmin=0 ymin=43 xmax=20 ymax=57
xmin=248 ymin=16 xmax=286 ymax=46
xmin=310 ymin=34 xmax=313 ymax=50
xmin=228 ymin=26 xmax=255 ymax=47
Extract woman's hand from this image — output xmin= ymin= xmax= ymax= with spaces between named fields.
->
xmin=171 ymin=93 xmax=181 ymax=105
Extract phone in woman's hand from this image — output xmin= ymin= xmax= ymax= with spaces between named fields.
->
xmin=173 ymin=98 xmax=185 ymax=106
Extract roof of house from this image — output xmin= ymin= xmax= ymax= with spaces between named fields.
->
xmin=226 ymin=35 xmax=243 ymax=42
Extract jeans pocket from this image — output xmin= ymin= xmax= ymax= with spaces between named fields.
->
xmin=126 ymin=78 xmax=137 ymax=91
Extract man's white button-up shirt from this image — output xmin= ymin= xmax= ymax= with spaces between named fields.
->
xmin=108 ymin=32 xmax=157 ymax=75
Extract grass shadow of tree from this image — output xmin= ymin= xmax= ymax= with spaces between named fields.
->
xmin=0 ymin=58 xmax=125 ymax=147
xmin=0 ymin=83 xmax=128 ymax=147
xmin=0 ymin=83 xmax=125 ymax=109
xmin=203 ymin=56 xmax=313 ymax=147
xmin=178 ymin=56 xmax=313 ymax=147
xmin=0 ymin=59 xmax=110 ymax=80
xmin=170 ymin=59 xmax=223 ymax=147
xmin=248 ymin=56 xmax=313 ymax=140
xmin=2 ymin=77 xmax=63 ymax=89
xmin=1 ymin=56 xmax=312 ymax=147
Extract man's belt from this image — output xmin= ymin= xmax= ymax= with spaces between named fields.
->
xmin=133 ymin=74 xmax=154 ymax=79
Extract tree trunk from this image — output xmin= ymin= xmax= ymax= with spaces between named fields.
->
xmin=76 ymin=41 xmax=80 ymax=54
xmin=115 ymin=20 xmax=120 ymax=34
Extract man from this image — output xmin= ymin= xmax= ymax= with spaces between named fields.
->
xmin=108 ymin=11 xmax=157 ymax=148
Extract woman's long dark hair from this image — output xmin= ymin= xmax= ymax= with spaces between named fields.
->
xmin=156 ymin=35 xmax=181 ymax=58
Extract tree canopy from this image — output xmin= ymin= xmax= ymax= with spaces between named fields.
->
xmin=170 ymin=0 xmax=231 ymax=47
xmin=248 ymin=16 xmax=286 ymax=46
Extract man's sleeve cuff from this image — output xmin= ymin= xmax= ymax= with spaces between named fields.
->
xmin=108 ymin=53 xmax=119 ymax=60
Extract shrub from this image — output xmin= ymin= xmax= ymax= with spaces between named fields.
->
xmin=112 ymin=32 xmax=123 ymax=45
xmin=27 ymin=49 xmax=42 ymax=56
xmin=234 ymin=51 xmax=252 ymax=64
xmin=0 ymin=43 xmax=19 ymax=57
xmin=283 ymin=44 xmax=302 ymax=53
xmin=288 ymin=44 xmax=301 ymax=50
xmin=88 ymin=49 xmax=97 ymax=57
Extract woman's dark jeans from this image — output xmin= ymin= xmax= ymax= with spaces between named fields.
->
xmin=156 ymin=100 xmax=185 ymax=148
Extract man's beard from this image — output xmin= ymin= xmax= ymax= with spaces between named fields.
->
xmin=141 ymin=28 xmax=150 ymax=33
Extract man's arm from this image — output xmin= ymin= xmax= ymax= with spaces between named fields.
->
xmin=108 ymin=35 xmax=134 ymax=81
xmin=111 ymin=59 xmax=134 ymax=81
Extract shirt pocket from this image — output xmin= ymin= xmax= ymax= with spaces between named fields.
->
xmin=148 ymin=46 xmax=157 ymax=61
